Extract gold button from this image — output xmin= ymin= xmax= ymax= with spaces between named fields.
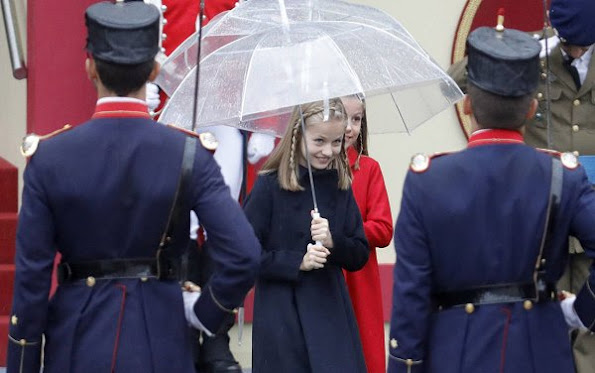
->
xmin=19 ymin=339 xmax=26 ymax=346
xmin=465 ymin=303 xmax=475 ymax=314
xmin=11 ymin=315 xmax=17 ymax=325
xmin=523 ymin=300 xmax=533 ymax=310
xmin=202 ymin=14 xmax=207 ymax=20
xmin=574 ymin=99 xmax=581 ymax=106
xmin=541 ymin=258 xmax=546 ymax=265
xmin=537 ymin=92 xmax=543 ymax=99
xmin=86 ymin=276 xmax=96 ymax=287
xmin=390 ymin=338 xmax=398 ymax=349
xmin=406 ymin=359 xmax=413 ymax=367
xmin=573 ymin=151 xmax=580 ymax=157
xmin=541 ymin=73 xmax=547 ymax=79
xmin=140 ymin=277 xmax=148 ymax=282
xmin=573 ymin=125 xmax=580 ymax=132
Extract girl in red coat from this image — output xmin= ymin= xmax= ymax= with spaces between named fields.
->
xmin=342 ymin=95 xmax=393 ymax=373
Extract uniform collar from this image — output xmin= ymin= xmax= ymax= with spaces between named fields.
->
xmin=92 ymin=97 xmax=152 ymax=119
xmin=467 ymin=128 xmax=524 ymax=148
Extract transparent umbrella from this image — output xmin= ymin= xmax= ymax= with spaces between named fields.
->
xmin=159 ymin=18 xmax=463 ymax=136
xmin=156 ymin=0 xmax=430 ymax=100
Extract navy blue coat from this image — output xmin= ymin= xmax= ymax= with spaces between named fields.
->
xmin=244 ymin=169 xmax=369 ymax=373
xmin=389 ymin=137 xmax=595 ymax=373
xmin=7 ymin=105 xmax=260 ymax=373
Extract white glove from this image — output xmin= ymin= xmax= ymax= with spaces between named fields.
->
xmin=560 ymin=293 xmax=587 ymax=331
xmin=182 ymin=288 xmax=214 ymax=336
xmin=247 ymin=133 xmax=276 ymax=164
xmin=146 ymin=82 xmax=161 ymax=111
xmin=539 ymin=35 xmax=560 ymax=59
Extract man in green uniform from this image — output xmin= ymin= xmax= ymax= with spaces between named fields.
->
xmin=448 ymin=0 xmax=595 ymax=371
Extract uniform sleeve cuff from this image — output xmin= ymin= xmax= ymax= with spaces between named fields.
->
xmin=193 ymin=284 xmax=236 ymax=333
xmin=388 ymin=354 xmax=423 ymax=373
xmin=7 ymin=335 xmax=42 ymax=373
xmin=575 ymin=280 xmax=595 ymax=331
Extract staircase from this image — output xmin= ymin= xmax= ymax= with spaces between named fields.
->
xmin=0 ymin=158 xmax=18 ymax=366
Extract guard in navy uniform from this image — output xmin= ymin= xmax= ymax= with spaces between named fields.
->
xmin=6 ymin=2 xmax=260 ymax=372
xmin=389 ymin=23 xmax=595 ymax=373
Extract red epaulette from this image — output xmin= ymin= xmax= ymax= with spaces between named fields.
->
xmin=409 ymin=151 xmax=454 ymax=173
xmin=166 ymin=124 xmax=218 ymax=153
xmin=536 ymin=148 xmax=579 ymax=169
xmin=20 ymin=125 xmax=72 ymax=158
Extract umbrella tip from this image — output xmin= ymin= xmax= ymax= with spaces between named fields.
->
xmin=495 ymin=8 xmax=505 ymax=32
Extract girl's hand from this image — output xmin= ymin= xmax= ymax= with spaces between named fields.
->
xmin=300 ymin=244 xmax=330 ymax=271
xmin=311 ymin=212 xmax=334 ymax=248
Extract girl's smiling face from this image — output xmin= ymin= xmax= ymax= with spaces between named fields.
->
xmin=300 ymin=118 xmax=346 ymax=170
xmin=342 ymin=97 xmax=364 ymax=150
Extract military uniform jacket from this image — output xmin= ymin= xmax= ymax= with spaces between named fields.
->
xmin=7 ymin=99 xmax=260 ymax=373
xmin=388 ymin=129 xmax=595 ymax=373
xmin=527 ymin=46 xmax=595 ymax=155
xmin=244 ymin=169 xmax=369 ymax=373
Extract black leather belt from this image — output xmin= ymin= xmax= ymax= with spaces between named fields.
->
xmin=57 ymin=257 xmax=181 ymax=284
xmin=434 ymin=282 xmax=557 ymax=309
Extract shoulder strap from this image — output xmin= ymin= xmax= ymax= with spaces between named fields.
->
xmin=156 ymin=136 xmax=197 ymax=279
xmin=534 ymin=157 xmax=563 ymax=299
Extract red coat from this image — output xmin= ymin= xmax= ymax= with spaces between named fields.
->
xmin=161 ymin=0 xmax=238 ymax=55
xmin=344 ymin=147 xmax=393 ymax=373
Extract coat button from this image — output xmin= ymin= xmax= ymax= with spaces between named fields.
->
xmin=406 ymin=359 xmax=413 ymax=367
xmin=573 ymin=125 xmax=580 ymax=132
xmin=523 ymin=300 xmax=533 ymax=310
xmin=390 ymin=338 xmax=398 ymax=349
xmin=19 ymin=339 xmax=26 ymax=346
xmin=573 ymin=99 xmax=581 ymax=106
xmin=86 ymin=276 xmax=96 ymax=287
xmin=10 ymin=315 xmax=17 ymax=325
xmin=161 ymin=4 xmax=167 ymax=12
xmin=162 ymin=18 xmax=168 ymax=25
xmin=162 ymin=33 xmax=167 ymax=41
xmin=537 ymin=92 xmax=543 ymax=99
xmin=140 ymin=277 xmax=148 ymax=282
xmin=465 ymin=303 xmax=475 ymax=314
xmin=541 ymin=73 xmax=547 ymax=80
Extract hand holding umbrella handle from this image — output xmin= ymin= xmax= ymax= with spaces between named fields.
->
xmin=312 ymin=210 xmax=322 ymax=246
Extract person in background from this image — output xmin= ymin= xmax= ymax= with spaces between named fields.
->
xmin=341 ymin=94 xmax=393 ymax=373
xmin=390 ymin=24 xmax=595 ymax=373
xmin=137 ymin=1 xmax=275 ymax=371
xmin=447 ymin=1 xmax=595 ymax=370
xmin=244 ymin=99 xmax=369 ymax=373
xmin=6 ymin=2 xmax=260 ymax=372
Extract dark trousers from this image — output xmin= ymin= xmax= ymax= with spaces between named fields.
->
xmin=186 ymin=239 xmax=239 ymax=371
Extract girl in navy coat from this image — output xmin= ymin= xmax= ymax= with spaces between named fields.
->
xmin=244 ymin=99 xmax=369 ymax=373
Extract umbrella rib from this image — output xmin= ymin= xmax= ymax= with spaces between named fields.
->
xmin=239 ymin=33 xmax=269 ymax=122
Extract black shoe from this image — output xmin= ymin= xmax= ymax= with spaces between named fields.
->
xmin=205 ymin=360 xmax=243 ymax=373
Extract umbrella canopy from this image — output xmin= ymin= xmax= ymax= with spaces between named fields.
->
xmin=159 ymin=18 xmax=462 ymax=136
xmin=154 ymin=0 xmax=426 ymax=98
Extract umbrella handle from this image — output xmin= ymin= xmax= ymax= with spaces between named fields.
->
xmin=312 ymin=211 xmax=323 ymax=246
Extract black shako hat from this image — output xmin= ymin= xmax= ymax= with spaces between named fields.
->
xmin=85 ymin=1 xmax=160 ymax=64
xmin=467 ymin=27 xmax=540 ymax=97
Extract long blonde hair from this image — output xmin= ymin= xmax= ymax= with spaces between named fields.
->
xmin=261 ymin=99 xmax=352 ymax=191
xmin=342 ymin=94 xmax=369 ymax=170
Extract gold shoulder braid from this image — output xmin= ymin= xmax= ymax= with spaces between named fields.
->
xmin=166 ymin=124 xmax=218 ymax=151
xmin=20 ymin=125 xmax=72 ymax=157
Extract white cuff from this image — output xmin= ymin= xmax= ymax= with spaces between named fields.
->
xmin=183 ymin=291 xmax=214 ymax=336
xmin=561 ymin=296 xmax=587 ymax=331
